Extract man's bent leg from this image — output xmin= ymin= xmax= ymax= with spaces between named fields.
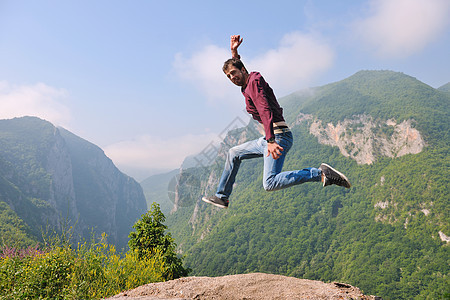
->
xmin=215 ymin=137 xmax=264 ymax=199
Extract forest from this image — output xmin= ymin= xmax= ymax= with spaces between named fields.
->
xmin=163 ymin=71 xmax=449 ymax=300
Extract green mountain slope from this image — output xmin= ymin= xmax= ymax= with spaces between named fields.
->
xmin=284 ymin=70 xmax=449 ymax=147
xmin=160 ymin=71 xmax=449 ymax=300
xmin=0 ymin=117 xmax=147 ymax=250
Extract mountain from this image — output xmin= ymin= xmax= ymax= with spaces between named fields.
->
xmin=143 ymin=71 xmax=449 ymax=300
xmin=438 ymin=82 xmax=450 ymax=93
xmin=0 ymin=117 xmax=147 ymax=250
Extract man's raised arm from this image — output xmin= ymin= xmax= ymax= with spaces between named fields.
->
xmin=230 ymin=35 xmax=243 ymax=59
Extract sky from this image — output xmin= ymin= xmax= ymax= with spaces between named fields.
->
xmin=0 ymin=0 xmax=449 ymax=181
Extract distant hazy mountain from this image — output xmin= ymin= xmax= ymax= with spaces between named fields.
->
xmin=0 ymin=117 xmax=147 ymax=250
xmin=438 ymin=81 xmax=450 ymax=93
xmin=150 ymin=70 xmax=449 ymax=299
xmin=140 ymin=169 xmax=179 ymax=216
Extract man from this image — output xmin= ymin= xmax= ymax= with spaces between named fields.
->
xmin=202 ymin=35 xmax=351 ymax=208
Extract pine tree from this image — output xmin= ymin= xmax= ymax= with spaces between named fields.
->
xmin=128 ymin=203 xmax=189 ymax=280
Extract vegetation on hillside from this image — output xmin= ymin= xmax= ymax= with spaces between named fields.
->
xmin=170 ymin=125 xmax=449 ymax=300
xmin=0 ymin=202 xmax=37 ymax=249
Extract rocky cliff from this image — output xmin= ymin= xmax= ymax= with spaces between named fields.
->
xmin=0 ymin=117 xmax=147 ymax=249
xmin=305 ymin=114 xmax=425 ymax=164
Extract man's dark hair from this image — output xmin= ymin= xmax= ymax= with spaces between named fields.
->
xmin=223 ymin=58 xmax=248 ymax=74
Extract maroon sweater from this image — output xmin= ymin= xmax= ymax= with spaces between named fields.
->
xmin=241 ymin=72 xmax=285 ymax=141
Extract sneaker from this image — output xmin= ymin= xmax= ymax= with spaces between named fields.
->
xmin=202 ymin=195 xmax=229 ymax=208
xmin=320 ymin=163 xmax=351 ymax=188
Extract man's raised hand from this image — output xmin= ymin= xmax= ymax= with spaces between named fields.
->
xmin=230 ymin=35 xmax=243 ymax=59
xmin=230 ymin=35 xmax=243 ymax=50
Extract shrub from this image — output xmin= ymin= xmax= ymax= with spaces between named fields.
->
xmin=0 ymin=233 xmax=167 ymax=299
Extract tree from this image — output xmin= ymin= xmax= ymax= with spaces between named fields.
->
xmin=128 ymin=203 xmax=189 ymax=280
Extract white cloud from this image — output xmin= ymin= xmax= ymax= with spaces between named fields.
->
xmin=0 ymin=81 xmax=71 ymax=126
xmin=249 ymin=32 xmax=334 ymax=95
xmin=355 ymin=0 xmax=450 ymax=58
xmin=104 ymin=132 xmax=220 ymax=177
xmin=173 ymin=32 xmax=334 ymax=101
xmin=173 ymin=45 xmax=238 ymax=103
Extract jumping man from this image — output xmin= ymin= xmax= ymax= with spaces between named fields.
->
xmin=202 ymin=35 xmax=351 ymax=208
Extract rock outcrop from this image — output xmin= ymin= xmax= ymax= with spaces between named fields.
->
xmin=307 ymin=114 xmax=425 ymax=164
xmin=108 ymin=273 xmax=382 ymax=300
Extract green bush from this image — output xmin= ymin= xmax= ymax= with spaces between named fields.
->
xmin=0 ymin=232 xmax=167 ymax=299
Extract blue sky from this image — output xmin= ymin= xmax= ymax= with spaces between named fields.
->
xmin=0 ymin=0 xmax=449 ymax=180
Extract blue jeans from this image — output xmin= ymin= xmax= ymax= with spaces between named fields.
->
xmin=215 ymin=131 xmax=322 ymax=199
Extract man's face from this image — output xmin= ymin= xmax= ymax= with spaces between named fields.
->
xmin=224 ymin=66 xmax=248 ymax=87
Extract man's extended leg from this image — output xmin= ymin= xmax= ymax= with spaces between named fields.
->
xmin=262 ymin=131 xmax=322 ymax=191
